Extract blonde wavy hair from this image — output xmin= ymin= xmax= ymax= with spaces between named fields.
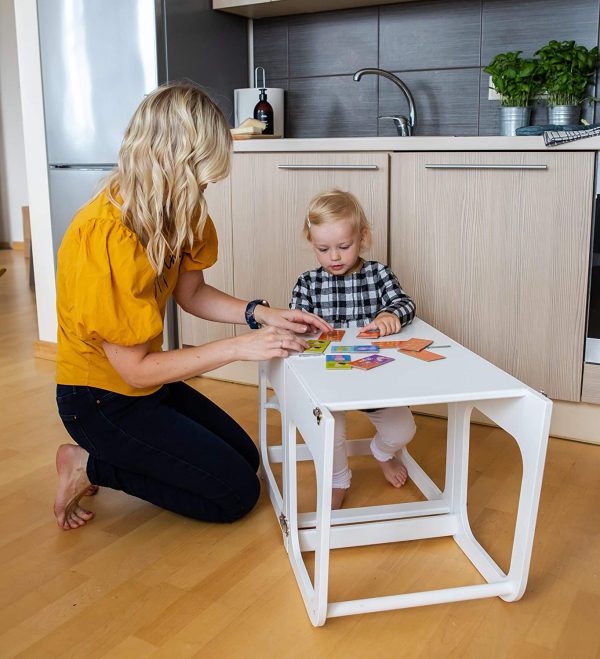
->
xmin=106 ymin=82 xmax=232 ymax=274
xmin=303 ymin=189 xmax=372 ymax=249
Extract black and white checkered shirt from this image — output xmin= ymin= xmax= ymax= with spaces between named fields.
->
xmin=290 ymin=260 xmax=416 ymax=328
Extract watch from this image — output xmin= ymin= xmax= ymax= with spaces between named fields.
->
xmin=245 ymin=299 xmax=270 ymax=329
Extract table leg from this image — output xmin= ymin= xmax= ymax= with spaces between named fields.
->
xmin=258 ymin=361 xmax=285 ymax=523
xmin=445 ymin=394 xmax=552 ymax=597
xmin=444 ymin=402 xmax=472 ymax=520
xmin=258 ymin=362 xmax=269 ymax=480
xmin=474 ymin=393 xmax=552 ymax=600
xmin=312 ymin=418 xmax=335 ymax=625
xmin=444 ymin=402 xmax=507 ymax=583
xmin=282 ymin=363 xmax=335 ymax=626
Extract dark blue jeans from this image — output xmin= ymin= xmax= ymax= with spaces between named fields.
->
xmin=56 ymin=381 xmax=260 ymax=523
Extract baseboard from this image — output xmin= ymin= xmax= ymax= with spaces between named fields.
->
xmin=11 ymin=241 xmax=24 ymax=250
xmin=200 ymin=361 xmax=259 ymax=386
xmin=34 ymin=340 xmax=57 ymax=361
xmin=0 ymin=241 xmax=11 ymax=249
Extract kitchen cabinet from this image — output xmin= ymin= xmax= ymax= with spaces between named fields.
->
xmin=230 ymin=151 xmax=389 ymax=321
xmin=213 ymin=0 xmax=419 ymax=19
xmin=179 ymin=151 xmax=390 ymax=348
xmin=390 ymin=151 xmax=594 ymax=402
xmin=179 ymin=177 xmax=235 ymax=346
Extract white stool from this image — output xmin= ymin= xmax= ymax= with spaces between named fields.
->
xmin=259 ymin=320 xmax=552 ymax=626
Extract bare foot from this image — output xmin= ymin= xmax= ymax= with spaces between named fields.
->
xmin=54 ymin=444 xmax=95 ymax=530
xmin=331 ymin=487 xmax=347 ymax=510
xmin=378 ymin=457 xmax=408 ymax=488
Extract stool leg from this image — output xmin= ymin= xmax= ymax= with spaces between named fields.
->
xmin=444 ymin=402 xmax=472 ymax=518
xmin=258 ymin=362 xmax=269 ymax=479
xmin=446 ymin=395 xmax=552 ymax=598
xmin=280 ymin=363 xmax=336 ymax=626
xmin=312 ymin=415 xmax=335 ymax=626
xmin=444 ymin=403 xmax=507 ymax=583
xmin=474 ymin=393 xmax=552 ymax=601
xmin=259 ymin=362 xmax=286 ymax=524
xmin=283 ymin=413 xmax=297 ymax=557
xmin=282 ymin=410 xmax=334 ymax=626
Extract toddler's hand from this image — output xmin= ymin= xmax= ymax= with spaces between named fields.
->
xmin=366 ymin=312 xmax=401 ymax=337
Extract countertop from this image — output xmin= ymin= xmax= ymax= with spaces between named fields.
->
xmin=233 ymin=135 xmax=600 ymax=152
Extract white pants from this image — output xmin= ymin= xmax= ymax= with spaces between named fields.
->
xmin=331 ymin=407 xmax=416 ymax=489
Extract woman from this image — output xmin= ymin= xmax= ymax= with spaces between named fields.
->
xmin=54 ymin=83 xmax=330 ymax=530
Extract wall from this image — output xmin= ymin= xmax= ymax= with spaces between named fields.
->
xmin=14 ymin=0 xmax=57 ymax=342
xmin=253 ymin=0 xmax=600 ymax=137
xmin=0 ymin=0 xmax=28 ymax=243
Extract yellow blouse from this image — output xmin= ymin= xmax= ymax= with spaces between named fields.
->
xmin=56 ymin=191 xmax=218 ymax=396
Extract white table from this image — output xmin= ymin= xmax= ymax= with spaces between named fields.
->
xmin=259 ymin=319 xmax=552 ymax=626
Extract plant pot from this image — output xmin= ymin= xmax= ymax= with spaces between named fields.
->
xmin=547 ymin=104 xmax=580 ymax=126
xmin=499 ymin=106 xmax=531 ymax=136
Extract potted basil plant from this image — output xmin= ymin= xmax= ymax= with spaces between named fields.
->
xmin=484 ymin=51 xmax=544 ymax=135
xmin=536 ymin=40 xmax=599 ymax=125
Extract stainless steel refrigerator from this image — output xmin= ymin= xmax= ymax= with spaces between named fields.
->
xmin=38 ymin=0 xmax=247 ymax=261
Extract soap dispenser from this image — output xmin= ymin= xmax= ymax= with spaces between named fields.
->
xmin=253 ymin=67 xmax=274 ymax=135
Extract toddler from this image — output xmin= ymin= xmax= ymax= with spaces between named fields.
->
xmin=290 ymin=189 xmax=417 ymax=509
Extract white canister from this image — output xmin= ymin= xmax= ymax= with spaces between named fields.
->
xmin=234 ymin=88 xmax=285 ymax=137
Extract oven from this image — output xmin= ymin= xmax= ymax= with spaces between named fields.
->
xmin=586 ymin=155 xmax=600 ymax=365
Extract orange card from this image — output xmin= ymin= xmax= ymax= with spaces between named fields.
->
xmin=399 ymin=349 xmax=445 ymax=362
xmin=372 ymin=341 xmax=406 ymax=348
xmin=357 ymin=328 xmax=380 ymax=339
xmin=373 ymin=338 xmax=433 ymax=351
xmin=398 ymin=338 xmax=433 ymax=352
xmin=349 ymin=354 xmax=395 ymax=370
xmin=319 ymin=329 xmax=345 ymax=341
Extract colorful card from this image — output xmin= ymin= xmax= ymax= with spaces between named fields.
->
xmin=372 ymin=340 xmax=406 ymax=349
xmin=325 ymin=354 xmax=352 ymax=370
xmin=301 ymin=339 xmax=330 ymax=355
xmin=373 ymin=338 xmax=433 ymax=351
xmin=399 ymin=349 xmax=445 ymax=362
xmin=331 ymin=345 xmax=379 ymax=353
xmin=398 ymin=338 xmax=433 ymax=352
xmin=349 ymin=354 xmax=395 ymax=370
xmin=319 ymin=329 xmax=346 ymax=341
xmin=356 ymin=328 xmax=380 ymax=339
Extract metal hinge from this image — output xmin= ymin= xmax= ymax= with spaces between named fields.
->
xmin=278 ymin=513 xmax=289 ymax=537
xmin=313 ymin=407 xmax=323 ymax=425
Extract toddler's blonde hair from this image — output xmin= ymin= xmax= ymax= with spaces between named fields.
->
xmin=106 ymin=82 xmax=232 ymax=275
xmin=303 ymin=189 xmax=372 ymax=249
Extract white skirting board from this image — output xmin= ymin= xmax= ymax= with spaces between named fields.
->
xmin=200 ymin=360 xmax=259 ymax=386
xmin=199 ymin=361 xmax=600 ymax=446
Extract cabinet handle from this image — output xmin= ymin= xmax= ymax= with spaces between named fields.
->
xmin=277 ymin=165 xmax=379 ymax=171
xmin=424 ymin=164 xmax=548 ymax=170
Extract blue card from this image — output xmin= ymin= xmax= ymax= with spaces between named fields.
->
xmin=331 ymin=345 xmax=380 ymax=353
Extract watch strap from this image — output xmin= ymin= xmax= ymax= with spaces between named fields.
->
xmin=245 ymin=299 xmax=269 ymax=329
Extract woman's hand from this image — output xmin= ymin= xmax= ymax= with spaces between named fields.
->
xmin=254 ymin=306 xmax=332 ymax=335
xmin=102 ymin=326 xmax=307 ymax=389
xmin=364 ymin=312 xmax=401 ymax=337
xmin=234 ymin=326 xmax=309 ymax=361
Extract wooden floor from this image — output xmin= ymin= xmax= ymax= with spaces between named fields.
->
xmin=1 ymin=248 xmax=599 ymax=658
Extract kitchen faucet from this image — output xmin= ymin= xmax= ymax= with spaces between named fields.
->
xmin=353 ymin=68 xmax=417 ymax=136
